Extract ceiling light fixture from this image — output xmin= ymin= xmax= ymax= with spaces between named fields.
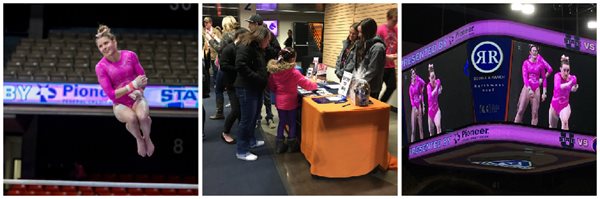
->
xmin=521 ymin=4 xmax=535 ymax=15
xmin=511 ymin=3 xmax=523 ymax=11
xmin=588 ymin=21 xmax=597 ymax=29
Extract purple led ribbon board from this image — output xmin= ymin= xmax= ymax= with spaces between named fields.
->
xmin=408 ymin=123 xmax=596 ymax=159
xmin=3 ymin=82 xmax=198 ymax=109
xmin=402 ymin=20 xmax=597 ymax=70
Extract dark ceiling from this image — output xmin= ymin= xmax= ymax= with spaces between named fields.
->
xmin=403 ymin=4 xmax=597 ymax=55
xmin=202 ymin=3 xmax=325 ymax=17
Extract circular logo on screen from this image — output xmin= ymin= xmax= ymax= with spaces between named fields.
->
xmin=471 ymin=41 xmax=503 ymax=73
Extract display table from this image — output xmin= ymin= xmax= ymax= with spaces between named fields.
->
xmin=300 ymin=96 xmax=390 ymax=178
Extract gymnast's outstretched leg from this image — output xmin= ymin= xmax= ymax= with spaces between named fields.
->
xmin=114 ymin=104 xmax=146 ymax=157
xmin=134 ymin=98 xmax=154 ymax=157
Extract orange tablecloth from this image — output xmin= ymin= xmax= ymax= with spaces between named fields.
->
xmin=301 ymin=97 xmax=390 ymax=178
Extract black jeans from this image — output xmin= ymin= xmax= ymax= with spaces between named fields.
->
xmin=223 ymin=87 xmax=240 ymax=134
xmin=380 ymin=68 xmax=397 ymax=103
xmin=202 ymin=106 xmax=206 ymax=137
xmin=213 ymin=70 xmax=225 ymax=115
xmin=202 ymin=59 xmax=211 ymax=98
xmin=210 ymin=60 xmax=217 ymax=85
xmin=259 ymin=87 xmax=274 ymax=121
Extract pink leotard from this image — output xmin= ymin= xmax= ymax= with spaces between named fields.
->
xmin=409 ymin=76 xmax=425 ymax=107
xmin=522 ymin=54 xmax=552 ymax=92
xmin=550 ymin=72 xmax=577 ymax=114
xmin=95 ymin=50 xmax=145 ymax=108
xmin=427 ymin=79 xmax=441 ymax=120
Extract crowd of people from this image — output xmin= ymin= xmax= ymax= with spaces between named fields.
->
xmin=202 ymin=8 xmax=397 ymax=161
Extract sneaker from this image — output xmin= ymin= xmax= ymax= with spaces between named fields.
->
xmin=267 ymin=119 xmax=276 ymax=129
xmin=225 ymin=103 xmax=231 ymax=108
xmin=236 ymin=152 xmax=258 ymax=161
xmin=250 ymin=140 xmax=265 ymax=148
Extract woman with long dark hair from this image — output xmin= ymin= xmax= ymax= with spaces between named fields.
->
xmin=234 ymin=25 xmax=271 ymax=161
xmin=354 ymin=18 xmax=386 ymax=99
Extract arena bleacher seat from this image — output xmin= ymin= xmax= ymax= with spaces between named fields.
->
xmin=5 ymin=31 xmax=198 ymax=86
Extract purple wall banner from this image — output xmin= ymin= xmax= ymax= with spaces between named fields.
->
xmin=4 ymin=82 xmax=198 ymax=109
xmin=408 ymin=124 xmax=596 ymax=159
xmin=402 ymin=20 xmax=597 ymax=70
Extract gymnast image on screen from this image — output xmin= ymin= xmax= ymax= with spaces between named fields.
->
xmin=427 ymin=64 xmax=443 ymax=135
xmin=549 ymin=55 xmax=578 ymax=130
xmin=94 ymin=25 xmax=155 ymax=157
xmin=409 ymin=68 xmax=426 ymax=142
xmin=514 ymin=44 xmax=553 ymax=126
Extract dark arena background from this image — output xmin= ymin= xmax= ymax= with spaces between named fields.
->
xmin=4 ymin=4 xmax=199 ymax=195
xmin=402 ymin=4 xmax=596 ymax=195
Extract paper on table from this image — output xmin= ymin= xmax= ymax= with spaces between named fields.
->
xmin=326 ymin=96 xmax=343 ymax=101
xmin=325 ymin=84 xmax=341 ymax=89
xmin=298 ymin=88 xmax=312 ymax=95
xmin=316 ymin=88 xmax=331 ymax=96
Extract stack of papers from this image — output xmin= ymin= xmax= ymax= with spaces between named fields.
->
xmin=326 ymin=96 xmax=343 ymax=101
xmin=315 ymin=88 xmax=331 ymax=96
xmin=298 ymin=88 xmax=312 ymax=95
xmin=325 ymin=84 xmax=341 ymax=89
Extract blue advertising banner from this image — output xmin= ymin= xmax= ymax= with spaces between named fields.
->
xmin=4 ymin=82 xmax=198 ymax=109
xmin=467 ymin=37 xmax=512 ymax=122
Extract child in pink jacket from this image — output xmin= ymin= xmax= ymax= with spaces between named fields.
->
xmin=268 ymin=47 xmax=318 ymax=153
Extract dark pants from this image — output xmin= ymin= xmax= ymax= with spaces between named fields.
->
xmin=276 ymin=108 xmax=297 ymax=139
xmin=213 ymin=70 xmax=225 ymax=116
xmin=380 ymin=68 xmax=397 ymax=103
xmin=235 ymin=87 xmax=263 ymax=155
xmin=202 ymin=60 xmax=211 ymax=98
xmin=223 ymin=87 xmax=240 ymax=134
xmin=258 ymin=87 xmax=274 ymax=121
xmin=210 ymin=60 xmax=217 ymax=85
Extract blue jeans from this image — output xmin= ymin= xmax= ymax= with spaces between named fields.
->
xmin=235 ymin=87 xmax=263 ymax=155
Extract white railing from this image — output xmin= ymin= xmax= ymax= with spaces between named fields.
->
xmin=4 ymin=179 xmax=198 ymax=189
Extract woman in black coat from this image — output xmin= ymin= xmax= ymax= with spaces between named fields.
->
xmin=233 ymin=25 xmax=272 ymax=161
xmin=218 ymin=28 xmax=249 ymax=144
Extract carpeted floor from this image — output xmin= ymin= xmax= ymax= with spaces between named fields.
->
xmin=202 ymin=92 xmax=287 ymax=195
